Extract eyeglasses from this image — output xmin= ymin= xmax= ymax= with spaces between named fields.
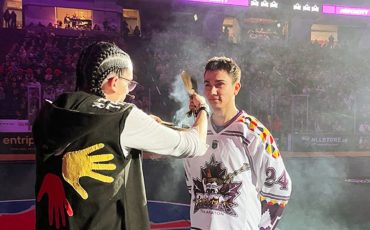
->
xmin=118 ymin=77 xmax=138 ymax=92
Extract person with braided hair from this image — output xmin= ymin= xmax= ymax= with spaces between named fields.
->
xmin=33 ymin=41 xmax=209 ymax=230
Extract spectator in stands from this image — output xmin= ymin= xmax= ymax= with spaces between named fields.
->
xmin=44 ymin=67 xmax=53 ymax=83
xmin=71 ymin=14 xmax=77 ymax=28
xmin=133 ymin=25 xmax=141 ymax=38
xmin=33 ymin=41 xmax=209 ymax=230
xmin=103 ymin=19 xmax=109 ymax=31
xmin=47 ymin=22 xmax=54 ymax=29
xmin=121 ymin=24 xmax=129 ymax=40
xmin=25 ymin=68 xmax=35 ymax=82
xmin=37 ymin=21 xmax=45 ymax=27
xmin=64 ymin=14 xmax=71 ymax=28
xmin=3 ymin=9 xmax=10 ymax=28
xmin=54 ymin=68 xmax=62 ymax=79
xmin=121 ymin=19 xmax=129 ymax=35
xmin=93 ymin=23 xmax=101 ymax=31
xmin=10 ymin=10 xmax=16 ymax=28
xmin=328 ymin=34 xmax=335 ymax=48
xmin=57 ymin=20 xmax=62 ymax=28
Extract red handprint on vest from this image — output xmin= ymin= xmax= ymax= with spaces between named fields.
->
xmin=37 ymin=173 xmax=73 ymax=229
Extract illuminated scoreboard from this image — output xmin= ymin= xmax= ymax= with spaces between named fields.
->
xmin=186 ymin=0 xmax=249 ymax=7
xmin=323 ymin=4 xmax=370 ymax=17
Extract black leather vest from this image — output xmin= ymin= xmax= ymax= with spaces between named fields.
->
xmin=33 ymin=92 xmax=150 ymax=230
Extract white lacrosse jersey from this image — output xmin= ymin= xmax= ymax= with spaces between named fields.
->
xmin=184 ymin=110 xmax=291 ymax=230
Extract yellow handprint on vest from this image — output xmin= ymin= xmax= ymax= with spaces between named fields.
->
xmin=62 ymin=143 xmax=116 ymax=200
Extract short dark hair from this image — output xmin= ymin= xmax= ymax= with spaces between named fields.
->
xmin=204 ymin=56 xmax=241 ymax=83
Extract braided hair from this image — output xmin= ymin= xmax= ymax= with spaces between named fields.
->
xmin=76 ymin=41 xmax=132 ymax=97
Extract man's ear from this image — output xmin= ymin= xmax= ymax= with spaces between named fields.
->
xmin=234 ymin=82 xmax=241 ymax=96
xmin=101 ymin=76 xmax=119 ymax=93
xmin=110 ymin=76 xmax=120 ymax=92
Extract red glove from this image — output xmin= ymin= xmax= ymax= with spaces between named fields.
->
xmin=37 ymin=173 xmax=73 ymax=229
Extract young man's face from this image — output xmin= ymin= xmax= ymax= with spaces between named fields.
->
xmin=204 ymin=69 xmax=240 ymax=110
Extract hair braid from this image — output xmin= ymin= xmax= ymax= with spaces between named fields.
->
xmin=75 ymin=41 xmax=132 ymax=97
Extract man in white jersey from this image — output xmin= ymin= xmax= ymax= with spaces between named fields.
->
xmin=184 ymin=57 xmax=292 ymax=230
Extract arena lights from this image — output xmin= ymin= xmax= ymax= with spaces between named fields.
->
xmin=323 ymin=4 xmax=370 ymax=17
xmin=311 ymin=5 xmax=320 ymax=12
xmin=293 ymin=3 xmax=319 ymax=12
xmin=261 ymin=0 xmax=269 ymax=7
xmin=250 ymin=0 xmax=279 ymax=8
xmin=270 ymin=1 xmax=278 ymax=8
xmin=187 ymin=0 xmax=249 ymax=6
xmin=293 ymin=3 xmax=301 ymax=10
xmin=251 ymin=0 xmax=259 ymax=6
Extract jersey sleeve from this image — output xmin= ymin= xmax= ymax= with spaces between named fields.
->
xmin=247 ymin=126 xmax=292 ymax=230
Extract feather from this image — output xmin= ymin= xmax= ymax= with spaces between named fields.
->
xmin=181 ymin=70 xmax=195 ymax=95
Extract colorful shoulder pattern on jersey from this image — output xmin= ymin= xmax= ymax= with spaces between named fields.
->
xmin=237 ymin=113 xmax=281 ymax=159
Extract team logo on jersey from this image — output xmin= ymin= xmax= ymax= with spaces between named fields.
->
xmin=192 ymin=155 xmax=248 ymax=216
